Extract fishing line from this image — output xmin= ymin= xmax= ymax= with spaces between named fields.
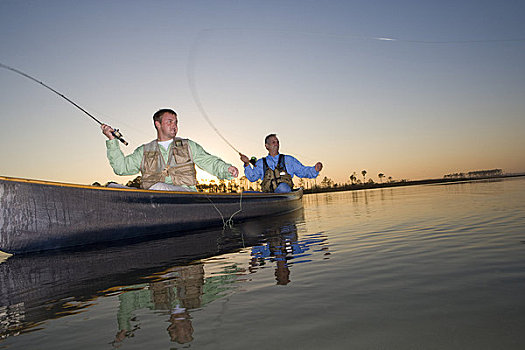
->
xmin=187 ymin=30 xmax=241 ymax=155
xmin=204 ymin=191 xmax=244 ymax=229
xmin=0 ymin=61 xmax=129 ymax=146
xmin=225 ymin=190 xmax=243 ymax=228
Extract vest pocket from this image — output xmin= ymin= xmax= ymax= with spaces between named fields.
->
xmin=173 ymin=146 xmax=191 ymax=164
xmin=168 ymin=163 xmax=197 ymax=186
xmin=143 ymin=151 xmax=160 ymax=171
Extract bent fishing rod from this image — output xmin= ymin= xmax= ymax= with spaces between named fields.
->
xmin=0 ymin=62 xmax=128 ymax=145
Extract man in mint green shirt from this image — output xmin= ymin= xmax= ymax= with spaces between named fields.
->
xmin=101 ymin=108 xmax=238 ymax=191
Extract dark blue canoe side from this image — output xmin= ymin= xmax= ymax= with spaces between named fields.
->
xmin=0 ymin=176 xmax=303 ymax=254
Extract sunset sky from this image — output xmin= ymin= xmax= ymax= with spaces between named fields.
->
xmin=1 ymin=1 xmax=524 ymax=185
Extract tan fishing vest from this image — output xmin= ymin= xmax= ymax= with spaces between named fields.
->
xmin=261 ymin=154 xmax=294 ymax=192
xmin=140 ymin=138 xmax=197 ymax=189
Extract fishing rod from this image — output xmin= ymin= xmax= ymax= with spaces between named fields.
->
xmin=0 ymin=62 xmax=128 ymax=145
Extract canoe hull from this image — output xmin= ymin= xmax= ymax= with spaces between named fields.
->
xmin=0 ymin=176 xmax=303 ymax=254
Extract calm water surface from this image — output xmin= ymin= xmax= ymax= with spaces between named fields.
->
xmin=1 ymin=177 xmax=524 ymax=349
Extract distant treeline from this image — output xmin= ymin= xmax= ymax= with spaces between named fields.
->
xmin=304 ymin=171 xmax=525 ymax=195
xmin=443 ymin=169 xmax=503 ymax=179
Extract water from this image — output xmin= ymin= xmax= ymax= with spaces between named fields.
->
xmin=1 ymin=177 xmax=524 ymax=349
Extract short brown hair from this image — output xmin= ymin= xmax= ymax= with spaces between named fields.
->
xmin=153 ymin=108 xmax=177 ymax=125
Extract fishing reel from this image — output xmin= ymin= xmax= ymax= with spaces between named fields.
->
xmin=112 ymin=129 xmax=129 ymax=146
xmin=250 ymin=157 xmax=257 ymax=166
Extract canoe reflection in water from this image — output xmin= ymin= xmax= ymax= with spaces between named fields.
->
xmin=1 ymin=209 xmax=328 ymax=346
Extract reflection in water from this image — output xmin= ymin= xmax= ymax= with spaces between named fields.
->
xmin=250 ymin=224 xmax=298 ymax=285
xmin=0 ymin=303 xmax=24 ymax=339
xmin=249 ymin=224 xmax=330 ymax=285
xmin=110 ymin=219 xmax=330 ymax=345
xmin=1 ymin=209 xmax=328 ymax=345
xmin=112 ymin=264 xmax=211 ymax=346
xmin=302 ymin=188 xmax=399 ymax=221
xmin=110 ymin=262 xmax=249 ymax=347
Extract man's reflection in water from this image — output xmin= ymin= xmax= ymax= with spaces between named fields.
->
xmin=164 ymin=264 xmax=203 ymax=344
xmin=167 ymin=307 xmax=193 ymax=344
xmin=111 ymin=221 xmax=317 ymax=347
xmin=275 ymin=259 xmax=291 ymax=285
xmin=112 ymin=263 xmax=243 ymax=347
xmin=250 ymin=223 xmax=306 ymax=285
xmin=112 ymin=264 xmax=204 ymax=347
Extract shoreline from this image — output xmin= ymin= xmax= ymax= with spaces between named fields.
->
xmin=303 ymin=173 xmax=525 ymax=195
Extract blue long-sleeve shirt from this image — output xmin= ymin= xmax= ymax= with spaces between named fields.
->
xmin=244 ymin=154 xmax=319 ymax=182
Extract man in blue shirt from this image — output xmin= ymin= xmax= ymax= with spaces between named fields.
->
xmin=240 ymin=134 xmax=323 ymax=193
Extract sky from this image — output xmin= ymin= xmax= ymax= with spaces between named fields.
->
xmin=1 ymin=0 xmax=524 ymax=185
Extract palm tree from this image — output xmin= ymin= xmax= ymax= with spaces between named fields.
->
xmin=349 ymin=173 xmax=356 ymax=185
xmin=378 ymin=173 xmax=385 ymax=183
xmin=321 ymin=176 xmax=333 ymax=188
xmin=361 ymin=170 xmax=367 ymax=184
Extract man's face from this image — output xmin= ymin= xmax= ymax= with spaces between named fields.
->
xmin=156 ymin=113 xmax=178 ymax=140
xmin=265 ymin=136 xmax=280 ymax=154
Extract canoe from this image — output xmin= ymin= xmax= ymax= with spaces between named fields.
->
xmin=0 ymin=176 xmax=303 ymax=254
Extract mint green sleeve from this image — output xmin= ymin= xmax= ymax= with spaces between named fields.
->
xmin=106 ymin=139 xmax=144 ymax=176
xmin=116 ymin=288 xmax=153 ymax=331
xmin=189 ymin=140 xmax=233 ymax=180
